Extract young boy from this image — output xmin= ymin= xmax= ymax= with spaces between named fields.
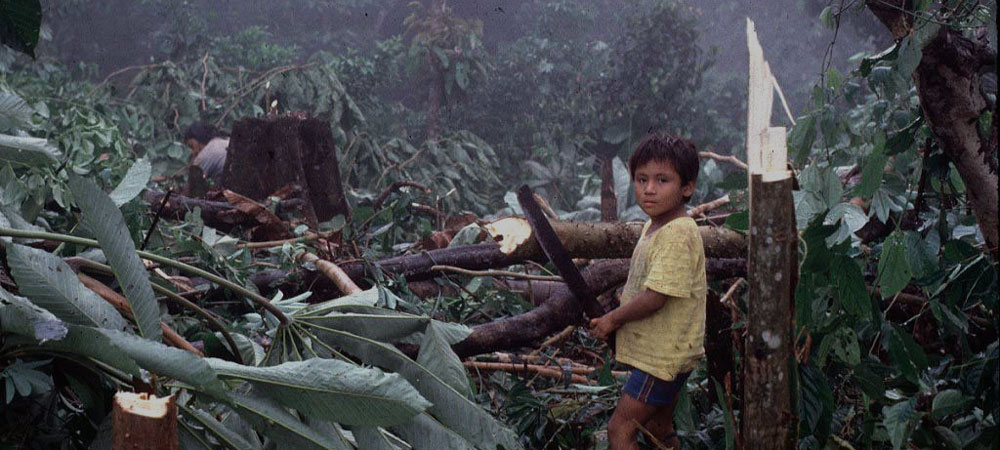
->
xmin=590 ymin=134 xmax=707 ymax=450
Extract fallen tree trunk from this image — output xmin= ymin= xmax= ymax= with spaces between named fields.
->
xmin=485 ymin=218 xmax=746 ymax=261
xmin=452 ymin=259 xmax=630 ymax=357
xmin=143 ymin=191 xmax=305 ymax=233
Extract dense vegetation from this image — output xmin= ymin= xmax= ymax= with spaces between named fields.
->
xmin=0 ymin=1 xmax=996 ymax=449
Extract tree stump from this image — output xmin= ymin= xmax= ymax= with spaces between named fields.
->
xmin=112 ymin=392 xmax=177 ymax=450
xmin=223 ymin=115 xmax=350 ymax=226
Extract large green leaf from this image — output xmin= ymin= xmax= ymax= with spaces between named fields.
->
xmin=0 ymin=0 xmax=42 ymax=57
xmin=295 ymin=313 xmax=431 ymax=342
xmin=0 ymin=133 xmax=60 ymax=166
xmin=829 ymin=254 xmax=870 ymax=318
xmin=108 ymin=158 xmax=151 ymax=207
xmin=98 ymin=328 xmax=224 ymax=396
xmin=799 ymin=364 xmax=833 ymax=443
xmin=208 ymin=357 xmax=430 ymax=427
xmin=390 ymin=413 xmax=477 ymax=450
xmin=226 ymin=391 xmax=351 ymax=450
xmin=882 ymin=398 xmax=921 ymax=450
xmin=0 ymin=90 xmax=34 ymax=130
xmin=0 ymin=287 xmax=141 ymax=376
xmin=886 ymin=324 xmax=928 ymax=384
xmin=0 ymin=286 xmax=67 ymax=341
xmin=301 ymin=323 xmax=522 ymax=450
xmin=6 ymin=243 xmax=127 ymax=330
xmin=930 ymin=389 xmax=970 ymax=420
xmin=417 ymin=321 xmax=472 ymax=397
xmin=352 ymin=428 xmax=406 ymax=450
xmin=877 ymin=232 xmax=912 ymax=299
xmin=854 ymin=137 xmax=887 ymax=197
xmin=181 ymin=405 xmax=259 ymax=450
xmin=69 ymin=175 xmax=161 ymax=341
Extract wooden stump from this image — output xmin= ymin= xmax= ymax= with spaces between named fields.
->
xmin=743 ymin=174 xmax=797 ymax=450
xmin=223 ymin=115 xmax=350 ymax=226
xmin=112 ymin=392 xmax=177 ymax=450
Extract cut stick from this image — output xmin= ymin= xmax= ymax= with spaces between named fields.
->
xmin=463 ymin=361 xmax=626 ymax=385
xmin=297 ymin=251 xmax=362 ymax=295
xmin=112 ymin=392 xmax=178 ymax=450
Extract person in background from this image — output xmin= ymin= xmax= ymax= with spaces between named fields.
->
xmin=183 ymin=121 xmax=229 ymax=184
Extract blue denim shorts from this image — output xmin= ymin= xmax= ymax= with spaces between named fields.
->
xmin=622 ymin=369 xmax=690 ymax=407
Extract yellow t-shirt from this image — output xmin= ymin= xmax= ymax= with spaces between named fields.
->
xmin=615 ymin=216 xmax=707 ymax=381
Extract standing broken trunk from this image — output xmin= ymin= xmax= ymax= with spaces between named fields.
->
xmin=223 ymin=115 xmax=350 ymax=226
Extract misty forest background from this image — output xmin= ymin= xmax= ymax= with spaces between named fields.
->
xmin=0 ymin=1 xmax=997 ymax=450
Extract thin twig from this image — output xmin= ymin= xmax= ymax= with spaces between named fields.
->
xmin=87 ymin=63 xmax=166 ymax=97
xmin=529 ymin=325 xmax=576 ymax=357
xmin=214 ymin=63 xmax=315 ymax=127
xmin=375 ymin=147 xmax=426 ymax=189
xmin=462 ymin=361 xmax=596 ymax=385
xmin=689 ymin=194 xmax=731 ymax=217
xmin=238 ymin=232 xmax=327 ymax=249
xmin=200 ymin=52 xmax=210 ymax=112
xmin=142 ymin=188 xmax=172 ymax=251
xmin=430 ymin=265 xmax=564 ymax=282
xmin=373 ymin=181 xmax=431 ymax=211
xmin=699 ymin=151 xmax=748 ymax=171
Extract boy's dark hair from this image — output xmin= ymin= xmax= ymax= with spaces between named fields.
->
xmin=182 ymin=121 xmax=227 ymax=145
xmin=628 ymin=134 xmax=700 ymax=200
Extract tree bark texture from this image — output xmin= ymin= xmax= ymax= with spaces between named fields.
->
xmin=452 ymin=259 xmax=630 ymax=357
xmin=492 ymin=219 xmax=747 ymax=262
xmin=743 ymin=175 xmax=797 ymax=450
xmin=224 ymin=115 xmax=350 ymax=225
xmin=600 ymin=155 xmax=618 ymax=222
xmin=112 ymin=392 xmax=178 ymax=450
xmin=143 ymin=191 xmax=305 ymax=233
xmin=867 ymin=0 xmax=998 ymax=258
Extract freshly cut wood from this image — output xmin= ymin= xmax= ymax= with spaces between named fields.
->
xmin=112 ymin=392 xmax=178 ymax=450
xmin=484 ymin=217 xmax=746 ymax=261
xmin=296 ymin=252 xmax=361 ymax=295
xmin=224 ymin=115 xmax=350 ymax=225
xmin=464 ymin=361 xmax=627 ymax=385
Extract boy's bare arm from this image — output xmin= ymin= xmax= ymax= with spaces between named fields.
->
xmin=589 ymin=288 xmax=669 ymax=340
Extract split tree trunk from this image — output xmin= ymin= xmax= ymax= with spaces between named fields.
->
xmin=223 ymin=115 xmax=350 ymax=226
xmin=743 ymin=174 xmax=797 ymax=450
xmin=112 ymin=392 xmax=177 ymax=450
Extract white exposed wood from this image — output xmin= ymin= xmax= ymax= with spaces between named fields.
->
xmin=746 ymin=18 xmax=790 ymax=181
xmin=746 ymin=18 xmax=774 ymax=175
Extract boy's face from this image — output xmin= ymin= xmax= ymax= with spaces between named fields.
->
xmin=633 ymin=159 xmax=695 ymax=222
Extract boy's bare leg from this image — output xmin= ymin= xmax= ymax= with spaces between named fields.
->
xmin=608 ymin=393 xmax=660 ymax=450
xmin=643 ymin=402 xmax=680 ymax=449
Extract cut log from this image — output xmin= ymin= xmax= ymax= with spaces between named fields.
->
xmin=485 ymin=217 xmax=746 ymax=261
xmin=112 ymin=392 xmax=178 ymax=450
xmin=143 ymin=191 xmax=305 ymax=233
xmin=223 ymin=115 xmax=350 ymax=225
xmin=453 ymin=259 xmax=630 ymax=357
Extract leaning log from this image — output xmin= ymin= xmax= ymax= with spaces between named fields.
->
xmin=452 ymin=259 xmax=630 ymax=357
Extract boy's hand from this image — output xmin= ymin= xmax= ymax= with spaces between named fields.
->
xmin=589 ymin=314 xmax=620 ymax=341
